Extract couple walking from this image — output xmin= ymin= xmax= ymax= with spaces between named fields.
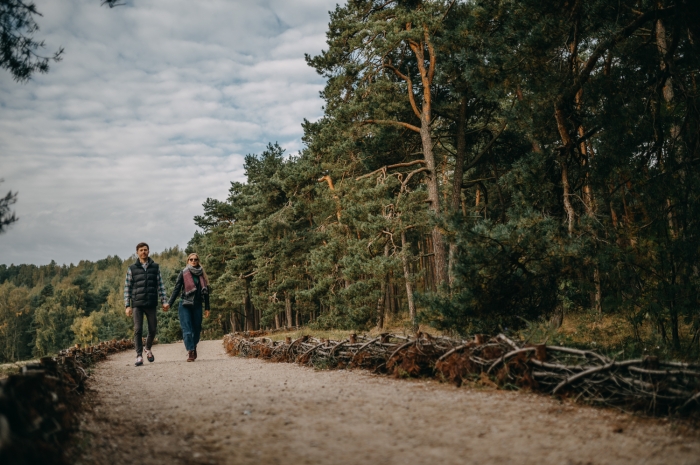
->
xmin=124 ymin=242 xmax=211 ymax=366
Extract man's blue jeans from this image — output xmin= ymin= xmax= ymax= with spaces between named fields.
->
xmin=178 ymin=301 xmax=203 ymax=351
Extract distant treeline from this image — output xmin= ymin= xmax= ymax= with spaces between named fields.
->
xmin=0 ymin=248 xmax=203 ymax=363
xmin=189 ymin=0 xmax=700 ymax=356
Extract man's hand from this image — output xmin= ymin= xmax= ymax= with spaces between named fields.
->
xmin=162 ymin=303 xmax=170 ymax=312
xmin=125 ymin=307 xmax=132 ymax=317
xmin=204 ymin=310 xmax=210 ymax=319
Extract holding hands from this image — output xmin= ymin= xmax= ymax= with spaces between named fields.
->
xmin=126 ymin=304 xmax=169 ymax=317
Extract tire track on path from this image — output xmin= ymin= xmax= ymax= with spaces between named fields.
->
xmin=76 ymin=340 xmax=700 ymax=465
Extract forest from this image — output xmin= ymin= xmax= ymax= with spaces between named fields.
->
xmin=2 ymin=0 xmax=699 ymax=363
xmin=188 ymin=0 xmax=700 ymax=357
xmin=0 ymin=248 xmax=198 ymax=364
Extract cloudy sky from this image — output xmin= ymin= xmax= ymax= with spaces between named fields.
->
xmin=0 ymin=0 xmax=337 ymax=266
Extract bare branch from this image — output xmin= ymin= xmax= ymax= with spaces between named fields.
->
xmin=363 ymin=119 xmax=421 ymax=133
xmin=401 ymin=167 xmax=430 ymax=191
xmin=356 ymin=160 xmax=426 ymax=181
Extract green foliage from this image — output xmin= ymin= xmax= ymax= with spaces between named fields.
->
xmin=0 ymin=184 xmax=17 ymax=233
xmin=0 ymin=0 xmax=64 ymax=82
xmin=71 ymin=309 xmax=132 ymax=346
xmin=33 ymin=301 xmax=82 ymax=356
xmin=0 ymin=0 xmax=121 ymax=82
xmin=421 ymin=212 xmax=574 ymax=334
xmin=157 ymin=307 xmax=183 ymax=344
xmin=0 ymin=281 xmax=31 ymax=361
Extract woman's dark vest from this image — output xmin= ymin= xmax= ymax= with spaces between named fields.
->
xmin=129 ymin=259 xmax=160 ymax=307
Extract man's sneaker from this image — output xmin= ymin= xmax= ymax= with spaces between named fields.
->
xmin=145 ymin=349 xmax=154 ymax=363
xmin=193 ymin=347 xmax=197 ymax=360
xmin=187 ymin=350 xmax=195 ymax=362
xmin=135 ymin=356 xmax=143 ymax=366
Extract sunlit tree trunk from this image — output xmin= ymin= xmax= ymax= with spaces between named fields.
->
xmin=244 ymin=278 xmax=255 ymax=331
xmin=401 ymin=230 xmax=417 ymax=331
xmin=285 ymin=291 xmax=293 ymax=330
xmin=378 ymin=24 xmax=448 ymax=287
xmin=376 ymin=241 xmax=390 ymax=329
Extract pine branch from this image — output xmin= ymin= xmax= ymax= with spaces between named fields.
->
xmin=363 ymin=119 xmax=421 ymax=133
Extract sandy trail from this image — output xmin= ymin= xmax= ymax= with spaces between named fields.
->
xmin=75 ymin=340 xmax=700 ymax=465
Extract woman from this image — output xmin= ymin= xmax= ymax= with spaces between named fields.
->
xmin=168 ymin=253 xmax=211 ymax=362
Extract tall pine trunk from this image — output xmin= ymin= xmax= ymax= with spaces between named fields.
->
xmin=376 ymin=241 xmax=390 ymax=329
xmin=554 ymin=105 xmax=576 ymax=236
xmin=231 ymin=311 xmax=238 ymax=333
xmin=656 ymin=16 xmax=680 ymax=348
xmin=420 ymin=123 xmax=448 ymax=286
xmin=410 ymin=26 xmax=447 ymax=287
xmin=401 ymin=230 xmax=417 ymax=330
xmin=448 ymin=95 xmax=468 ymax=286
xmin=244 ymin=278 xmax=255 ymax=331
xmin=285 ymin=292 xmax=293 ymax=329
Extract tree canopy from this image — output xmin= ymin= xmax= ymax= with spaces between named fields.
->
xmin=191 ymin=0 xmax=700 ymax=357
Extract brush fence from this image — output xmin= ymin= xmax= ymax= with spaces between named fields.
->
xmin=0 ymin=339 xmax=135 ymax=465
xmin=224 ymin=332 xmax=700 ymax=416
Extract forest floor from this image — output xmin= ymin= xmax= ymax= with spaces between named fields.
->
xmin=72 ymin=340 xmax=700 ymax=465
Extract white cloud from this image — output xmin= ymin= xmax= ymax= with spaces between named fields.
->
xmin=0 ymin=0 xmax=337 ymax=265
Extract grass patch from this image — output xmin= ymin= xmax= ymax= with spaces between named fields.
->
xmin=267 ymin=328 xmax=356 ymax=342
xmin=519 ymin=310 xmax=700 ymax=360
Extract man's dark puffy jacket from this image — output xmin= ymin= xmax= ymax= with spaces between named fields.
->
xmin=129 ymin=258 xmax=161 ymax=307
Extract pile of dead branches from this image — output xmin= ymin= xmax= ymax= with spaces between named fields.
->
xmin=223 ymin=332 xmax=700 ymax=416
xmin=0 ymin=339 xmax=134 ymax=465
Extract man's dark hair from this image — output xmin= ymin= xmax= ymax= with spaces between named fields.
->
xmin=136 ymin=242 xmax=149 ymax=251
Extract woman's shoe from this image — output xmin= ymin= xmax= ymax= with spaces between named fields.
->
xmin=193 ymin=347 xmax=197 ymax=360
xmin=145 ymin=348 xmax=154 ymax=363
xmin=187 ymin=350 xmax=195 ymax=362
xmin=135 ymin=356 xmax=143 ymax=366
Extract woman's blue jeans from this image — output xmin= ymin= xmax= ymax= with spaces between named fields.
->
xmin=178 ymin=300 xmax=203 ymax=351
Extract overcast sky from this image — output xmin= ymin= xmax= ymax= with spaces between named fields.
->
xmin=0 ymin=0 xmax=337 ymax=266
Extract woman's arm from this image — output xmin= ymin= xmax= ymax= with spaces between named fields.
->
xmin=167 ymin=271 xmax=184 ymax=308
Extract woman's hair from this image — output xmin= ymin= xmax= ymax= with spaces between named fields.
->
xmin=187 ymin=253 xmax=208 ymax=280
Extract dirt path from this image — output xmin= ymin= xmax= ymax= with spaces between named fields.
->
xmin=75 ymin=340 xmax=700 ymax=465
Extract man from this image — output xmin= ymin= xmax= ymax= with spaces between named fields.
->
xmin=124 ymin=242 xmax=170 ymax=366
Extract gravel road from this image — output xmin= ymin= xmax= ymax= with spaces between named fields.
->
xmin=75 ymin=339 xmax=700 ymax=465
